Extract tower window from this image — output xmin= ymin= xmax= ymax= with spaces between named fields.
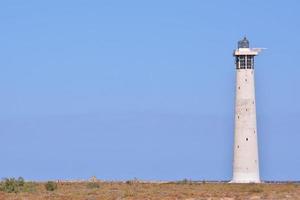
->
xmin=239 ymin=56 xmax=246 ymax=69
xmin=246 ymin=138 xmax=249 ymax=141
xmin=247 ymin=56 xmax=253 ymax=69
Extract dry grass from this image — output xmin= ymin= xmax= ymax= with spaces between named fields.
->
xmin=0 ymin=181 xmax=299 ymax=200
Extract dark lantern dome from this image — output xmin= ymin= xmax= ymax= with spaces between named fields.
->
xmin=238 ymin=37 xmax=249 ymax=48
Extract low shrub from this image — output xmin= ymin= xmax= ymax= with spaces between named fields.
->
xmin=45 ymin=181 xmax=57 ymax=191
xmin=126 ymin=178 xmax=139 ymax=185
xmin=0 ymin=177 xmax=31 ymax=193
xmin=86 ymin=182 xmax=100 ymax=189
xmin=22 ymin=182 xmax=37 ymax=193
xmin=176 ymin=178 xmax=193 ymax=185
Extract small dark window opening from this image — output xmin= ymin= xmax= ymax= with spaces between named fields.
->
xmin=246 ymin=108 xmax=248 ymax=111
xmin=237 ymin=115 xmax=239 ymax=119
xmin=246 ymin=138 xmax=248 ymax=141
xmin=237 ymin=145 xmax=239 ymax=149
xmin=238 ymin=86 xmax=240 ymax=90
xmin=245 ymin=79 xmax=247 ymax=82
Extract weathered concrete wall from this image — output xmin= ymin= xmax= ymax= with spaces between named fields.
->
xmin=232 ymin=68 xmax=260 ymax=183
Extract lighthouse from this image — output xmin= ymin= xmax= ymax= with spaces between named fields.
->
xmin=231 ymin=37 xmax=262 ymax=183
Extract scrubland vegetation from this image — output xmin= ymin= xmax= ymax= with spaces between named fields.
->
xmin=0 ymin=178 xmax=299 ymax=200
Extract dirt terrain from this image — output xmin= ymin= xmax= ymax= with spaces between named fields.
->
xmin=1 ymin=181 xmax=299 ymax=200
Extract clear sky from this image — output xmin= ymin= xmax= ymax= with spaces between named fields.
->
xmin=1 ymin=0 xmax=300 ymax=181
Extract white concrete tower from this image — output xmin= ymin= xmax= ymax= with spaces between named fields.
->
xmin=231 ymin=37 xmax=262 ymax=183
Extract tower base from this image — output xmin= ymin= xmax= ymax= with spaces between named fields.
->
xmin=230 ymin=180 xmax=261 ymax=184
xmin=230 ymin=172 xmax=260 ymax=183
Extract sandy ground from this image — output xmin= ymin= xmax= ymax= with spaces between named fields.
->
xmin=1 ymin=181 xmax=299 ymax=200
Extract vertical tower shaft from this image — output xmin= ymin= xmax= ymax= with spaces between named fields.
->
xmin=232 ymin=38 xmax=261 ymax=183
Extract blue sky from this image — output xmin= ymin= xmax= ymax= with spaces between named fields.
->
xmin=0 ymin=0 xmax=300 ymax=181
